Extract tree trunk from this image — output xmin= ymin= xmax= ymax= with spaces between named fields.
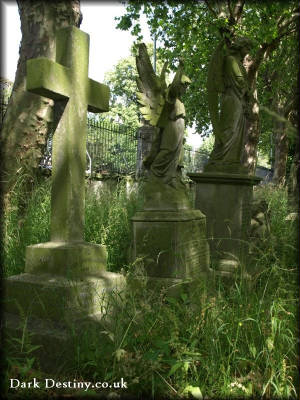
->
xmin=1 ymin=0 xmax=82 ymax=203
xmin=288 ymin=147 xmax=299 ymax=210
xmin=272 ymin=109 xmax=288 ymax=185
xmin=272 ymin=88 xmax=298 ymax=185
xmin=242 ymin=60 xmax=260 ymax=175
xmin=287 ymin=89 xmax=299 ymax=208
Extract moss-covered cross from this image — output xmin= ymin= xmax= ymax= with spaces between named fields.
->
xmin=26 ymin=26 xmax=109 ymax=243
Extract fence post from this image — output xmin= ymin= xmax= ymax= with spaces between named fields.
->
xmin=136 ymin=123 xmax=155 ymax=178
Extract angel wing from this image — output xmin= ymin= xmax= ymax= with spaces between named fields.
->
xmin=207 ymin=40 xmax=226 ymax=142
xmin=136 ymin=43 xmax=168 ymax=126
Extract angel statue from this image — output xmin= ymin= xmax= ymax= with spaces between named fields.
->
xmin=136 ymin=43 xmax=191 ymax=190
xmin=205 ymin=36 xmax=253 ymax=173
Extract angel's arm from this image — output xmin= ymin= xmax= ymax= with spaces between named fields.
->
xmin=224 ymin=55 xmax=248 ymax=96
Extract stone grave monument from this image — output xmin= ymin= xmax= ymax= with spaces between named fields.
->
xmin=4 ymin=27 xmax=125 ymax=371
xmin=188 ymin=37 xmax=261 ymax=276
xmin=131 ymin=44 xmax=210 ymax=287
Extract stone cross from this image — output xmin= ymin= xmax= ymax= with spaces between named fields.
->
xmin=27 ymin=26 xmax=109 ymax=242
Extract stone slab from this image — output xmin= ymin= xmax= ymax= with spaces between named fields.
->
xmin=132 ymin=210 xmax=210 ymax=278
xmin=4 ymin=272 xmax=125 ymax=322
xmin=188 ymin=172 xmax=261 ymax=186
xmin=25 ymin=241 xmax=107 ymax=277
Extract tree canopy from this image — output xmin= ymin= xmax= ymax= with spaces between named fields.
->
xmin=97 ymin=42 xmax=169 ymax=130
xmin=116 ymin=0 xmax=299 ymax=170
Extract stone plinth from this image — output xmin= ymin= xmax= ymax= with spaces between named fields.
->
xmin=5 ymin=271 xmax=125 ymax=322
xmin=25 ymin=241 xmax=107 ymax=277
xmin=188 ymin=172 xmax=261 ymax=275
xmin=4 ymin=271 xmax=126 ymax=373
xmin=132 ymin=209 xmax=210 ymax=279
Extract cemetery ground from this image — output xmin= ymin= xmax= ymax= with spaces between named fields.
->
xmin=2 ymin=175 xmax=299 ymax=399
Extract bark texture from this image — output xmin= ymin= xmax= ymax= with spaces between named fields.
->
xmin=1 ymin=0 xmax=82 ymax=200
xmin=272 ymin=103 xmax=288 ymax=186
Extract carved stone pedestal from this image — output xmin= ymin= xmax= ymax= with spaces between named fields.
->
xmin=132 ymin=209 xmax=209 ymax=279
xmin=188 ymin=172 xmax=261 ymax=276
xmin=131 ymin=173 xmax=210 ymax=281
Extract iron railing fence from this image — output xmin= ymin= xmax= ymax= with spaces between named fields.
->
xmin=1 ymin=94 xmax=207 ymax=175
xmin=87 ymin=117 xmax=138 ymax=175
xmin=183 ymin=147 xmax=209 ymax=173
xmin=39 ymin=118 xmax=138 ymax=176
xmin=1 ymin=94 xmax=138 ymax=175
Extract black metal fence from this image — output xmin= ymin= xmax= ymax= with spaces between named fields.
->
xmin=87 ymin=117 xmax=138 ymax=175
xmin=1 ymin=95 xmax=138 ymax=176
xmin=183 ymin=147 xmax=209 ymax=173
xmin=1 ymin=93 xmax=207 ymax=175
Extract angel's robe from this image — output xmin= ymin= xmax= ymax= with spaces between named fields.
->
xmin=149 ymin=97 xmax=185 ymax=184
xmin=207 ymin=51 xmax=249 ymax=169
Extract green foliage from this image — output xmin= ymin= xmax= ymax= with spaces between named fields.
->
xmin=252 ymin=185 xmax=298 ymax=269
xmin=3 ymin=177 xmax=141 ymax=276
xmin=257 ymin=35 xmax=299 ymax=160
xmin=97 ymin=42 xmax=169 ymax=130
xmin=198 ymin=134 xmax=214 ymax=154
xmin=72 ymin=185 xmax=299 ymax=399
xmin=4 ymin=180 xmax=298 ymax=398
xmin=115 ymin=1 xmax=298 ymax=156
xmin=101 ymin=54 xmax=140 ymax=129
xmin=85 ymin=180 xmax=142 ymax=271
xmin=3 ymin=175 xmax=51 ymax=276
xmin=4 ymin=325 xmax=45 ymax=399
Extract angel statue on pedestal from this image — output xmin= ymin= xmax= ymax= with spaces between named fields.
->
xmin=136 ymin=43 xmax=191 ymax=192
xmin=205 ymin=36 xmax=253 ymax=174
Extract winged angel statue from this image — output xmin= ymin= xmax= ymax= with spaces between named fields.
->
xmin=136 ymin=43 xmax=191 ymax=188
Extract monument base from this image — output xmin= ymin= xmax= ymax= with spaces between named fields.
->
xmin=5 ymin=271 xmax=125 ymax=321
xmin=188 ymin=172 xmax=261 ymax=275
xmin=25 ymin=241 xmax=107 ymax=277
xmin=4 ymin=310 xmax=114 ymax=374
xmin=4 ymin=271 xmax=125 ymax=373
xmin=131 ymin=209 xmax=210 ymax=279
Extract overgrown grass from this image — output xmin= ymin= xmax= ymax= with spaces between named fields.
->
xmin=3 ymin=180 xmax=299 ymax=398
xmin=3 ymin=176 xmax=141 ymax=276
xmin=3 ymin=174 xmax=51 ymax=276
xmin=85 ymin=179 xmax=142 ymax=271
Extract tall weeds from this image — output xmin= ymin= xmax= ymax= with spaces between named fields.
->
xmin=3 ymin=176 xmax=141 ymax=276
xmin=4 ymin=180 xmax=299 ymax=398
xmin=85 ymin=180 xmax=142 ymax=271
xmin=3 ymin=175 xmax=50 ymax=276
xmin=73 ymin=184 xmax=299 ymax=398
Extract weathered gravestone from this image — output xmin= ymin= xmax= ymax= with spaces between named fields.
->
xmin=188 ymin=37 xmax=261 ymax=276
xmin=131 ymin=44 xmax=210 ymax=289
xmin=5 ymin=27 xmax=125 ymax=371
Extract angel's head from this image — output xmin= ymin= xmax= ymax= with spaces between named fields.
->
xmin=229 ymin=36 xmax=253 ymax=58
xmin=179 ymin=74 xmax=191 ymax=96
